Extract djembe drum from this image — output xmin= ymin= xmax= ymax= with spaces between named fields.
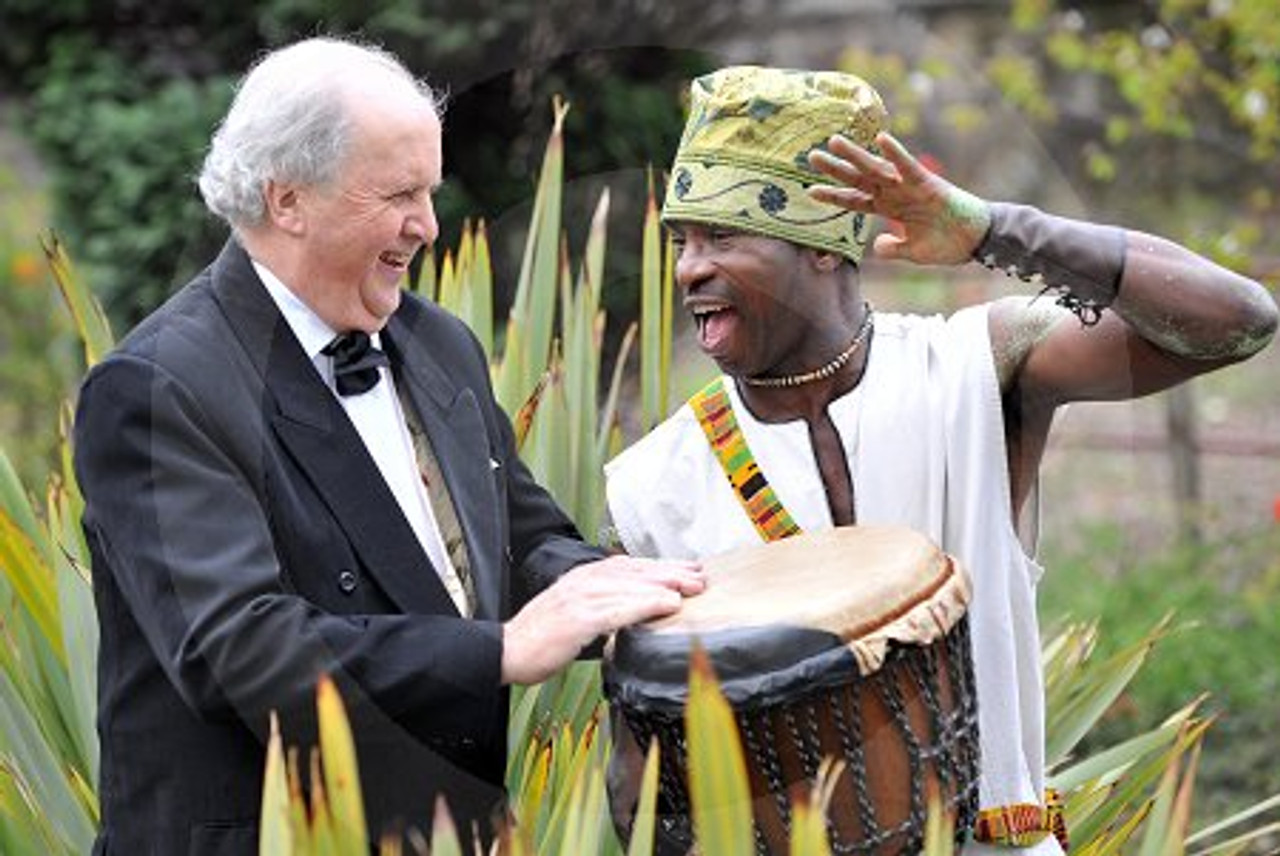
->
xmin=604 ymin=525 xmax=980 ymax=855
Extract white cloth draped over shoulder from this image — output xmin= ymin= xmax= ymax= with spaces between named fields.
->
xmin=605 ymin=307 xmax=1064 ymax=855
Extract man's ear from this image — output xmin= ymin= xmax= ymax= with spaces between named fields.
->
xmin=263 ymin=180 xmax=306 ymax=236
xmin=808 ymin=248 xmax=842 ymax=273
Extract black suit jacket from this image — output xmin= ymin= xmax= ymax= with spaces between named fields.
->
xmin=74 ymin=240 xmax=602 ymax=854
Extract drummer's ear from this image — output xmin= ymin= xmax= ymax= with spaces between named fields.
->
xmin=808 ymin=249 xmax=841 ymax=273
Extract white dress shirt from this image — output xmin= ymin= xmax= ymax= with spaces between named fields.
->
xmin=254 ymin=261 xmax=468 ymax=616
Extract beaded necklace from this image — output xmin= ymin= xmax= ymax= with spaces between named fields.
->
xmin=740 ymin=305 xmax=874 ymax=389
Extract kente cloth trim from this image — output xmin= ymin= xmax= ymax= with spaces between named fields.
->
xmin=973 ymin=789 xmax=1068 ymax=851
xmin=689 ymin=376 xmax=801 ymax=543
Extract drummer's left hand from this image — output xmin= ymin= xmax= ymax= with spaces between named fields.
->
xmin=808 ymin=131 xmax=991 ymax=267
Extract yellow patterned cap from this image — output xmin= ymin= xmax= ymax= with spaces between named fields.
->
xmin=662 ymin=66 xmax=888 ymax=262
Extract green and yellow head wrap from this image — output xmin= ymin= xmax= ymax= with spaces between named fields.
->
xmin=662 ymin=66 xmax=888 ymax=263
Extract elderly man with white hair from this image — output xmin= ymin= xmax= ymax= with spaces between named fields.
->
xmin=74 ymin=36 xmax=704 ymax=854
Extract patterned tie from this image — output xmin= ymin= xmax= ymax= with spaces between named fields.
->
xmin=323 ymin=331 xmax=390 ymax=396
xmin=397 ymin=383 xmax=476 ymax=617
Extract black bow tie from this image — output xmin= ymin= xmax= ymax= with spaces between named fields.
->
xmin=323 ymin=331 xmax=390 ymax=396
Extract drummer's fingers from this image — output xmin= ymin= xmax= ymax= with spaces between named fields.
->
xmin=874 ymin=132 xmax=933 ymax=184
xmin=817 ymin=133 xmax=903 ymax=186
xmin=537 ymin=589 xmax=671 ymax=641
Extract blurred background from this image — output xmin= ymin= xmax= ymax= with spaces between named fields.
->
xmin=2 ymin=0 xmax=1277 ymax=835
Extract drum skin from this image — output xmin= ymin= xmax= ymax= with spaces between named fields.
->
xmin=604 ymin=525 xmax=981 ymax=855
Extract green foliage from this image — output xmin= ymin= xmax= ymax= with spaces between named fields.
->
xmin=2 ymin=0 xmax=721 ymax=330
xmin=986 ymin=54 xmax=1057 ymax=123
xmin=421 ymin=98 xmax=678 ymax=545
xmin=0 ymin=246 xmax=104 ymax=854
xmin=1042 ymin=525 xmax=1280 ymax=830
xmin=837 ymin=0 xmax=1280 ymax=273
xmin=259 ymin=614 xmax=1262 ymax=854
xmin=24 ymin=35 xmax=233 ymax=326
xmin=1006 ymin=0 xmax=1280 ymax=157
xmin=995 ymin=0 xmax=1280 ymax=265
xmin=684 ymin=647 xmax=754 ymax=854
xmin=259 ymin=677 xmax=372 ymax=854
xmin=0 ymin=150 xmax=79 ymax=487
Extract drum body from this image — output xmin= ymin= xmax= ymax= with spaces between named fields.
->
xmin=604 ymin=525 xmax=980 ymax=855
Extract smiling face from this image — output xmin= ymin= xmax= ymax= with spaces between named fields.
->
xmin=670 ymin=222 xmax=848 ymax=379
xmin=285 ymin=81 xmax=442 ymax=333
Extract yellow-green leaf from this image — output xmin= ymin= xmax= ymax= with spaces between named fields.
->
xmin=0 ymin=510 xmax=64 ymax=664
xmin=41 ymin=232 xmax=114 ymax=368
xmin=626 ymin=740 xmax=662 ymax=856
xmin=639 ymin=173 xmax=664 ymax=431
xmin=259 ymin=714 xmax=293 ymax=856
xmin=686 ymin=645 xmax=754 ymax=855
xmin=429 ymin=795 xmax=464 ymax=856
xmin=317 ymin=676 xmax=368 ymax=854
xmin=470 ymin=220 xmax=494 ymax=356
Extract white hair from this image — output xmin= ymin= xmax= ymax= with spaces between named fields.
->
xmin=197 ymin=37 xmax=442 ymax=229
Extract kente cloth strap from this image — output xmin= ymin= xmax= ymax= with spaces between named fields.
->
xmin=973 ymin=788 xmax=1069 ymax=852
xmin=689 ymin=377 xmax=801 ymax=543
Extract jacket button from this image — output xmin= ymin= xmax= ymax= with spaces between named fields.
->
xmin=337 ymin=570 xmax=358 ymax=594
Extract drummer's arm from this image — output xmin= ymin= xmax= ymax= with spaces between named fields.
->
xmin=986 ymin=215 xmax=1276 ymax=519
xmin=805 ymin=131 xmax=1278 ymax=405
xmin=988 ymin=214 xmax=1277 ymax=410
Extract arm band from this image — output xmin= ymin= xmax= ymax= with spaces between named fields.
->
xmin=973 ymin=201 xmax=1126 ymax=326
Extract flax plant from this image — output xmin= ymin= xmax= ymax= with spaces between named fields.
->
xmin=0 ymin=237 xmax=106 ymax=855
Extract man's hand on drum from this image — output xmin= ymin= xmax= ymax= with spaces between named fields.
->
xmin=501 ymin=556 xmax=706 ymax=685
xmin=807 ymin=130 xmax=992 ymax=268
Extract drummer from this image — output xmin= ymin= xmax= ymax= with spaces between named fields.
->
xmin=604 ymin=65 xmax=1276 ymax=853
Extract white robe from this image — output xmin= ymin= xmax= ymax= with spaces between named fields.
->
xmin=605 ymin=306 xmax=1063 ymax=854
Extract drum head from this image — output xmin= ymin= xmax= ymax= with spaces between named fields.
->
xmin=605 ymin=525 xmax=970 ymax=711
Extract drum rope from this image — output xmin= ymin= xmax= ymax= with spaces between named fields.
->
xmin=605 ymin=579 xmax=983 ymax=855
xmin=742 ymin=710 xmax=793 ymax=847
xmin=878 ymin=663 xmax=929 ymax=839
xmin=831 ymin=684 xmax=881 ymax=851
xmin=912 ymin=644 xmax=956 ymax=796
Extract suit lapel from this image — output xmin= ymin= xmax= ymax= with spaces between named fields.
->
xmin=384 ymin=314 xmax=504 ymax=621
xmin=208 ymin=242 xmax=455 ymax=615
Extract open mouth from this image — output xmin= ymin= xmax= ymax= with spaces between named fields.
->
xmin=379 ymin=250 xmax=412 ymax=271
xmin=689 ymin=301 xmax=737 ymax=353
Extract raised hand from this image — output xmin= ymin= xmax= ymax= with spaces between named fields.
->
xmin=807 ymin=131 xmax=991 ymax=267
xmin=500 ymin=555 xmax=705 ymax=685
